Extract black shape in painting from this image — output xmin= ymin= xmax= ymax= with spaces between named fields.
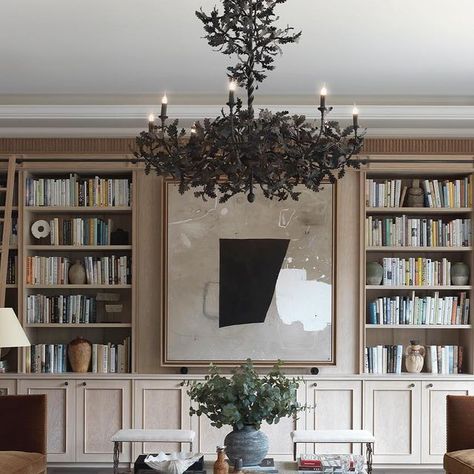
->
xmin=219 ymin=238 xmax=290 ymax=328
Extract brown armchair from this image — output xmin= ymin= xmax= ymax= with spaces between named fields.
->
xmin=0 ymin=394 xmax=47 ymax=474
xmin=444 ymin=395 xmax=474 ymax=474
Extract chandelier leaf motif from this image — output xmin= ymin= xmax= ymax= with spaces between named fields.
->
xmin=135 ymin=0 xmax=365 ymax=202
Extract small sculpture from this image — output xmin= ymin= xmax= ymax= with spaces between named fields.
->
xmin=405 ymin=340 xmax=425 ymax=373
xmin=214 ymin=446 xmax=229 ymax=474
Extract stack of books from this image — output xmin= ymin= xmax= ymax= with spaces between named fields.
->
xmin=366 ymin=216 xmax=471 ymax=247
xmin=364 ymin=345 xmax=404 ymax=374
xmin=27 ymin=294 xmax=98 ymax=324
xmin=7 ymin=254 xmax=17 ymax=284
xmin=297 ymin=455 xmax=354 ymax=473
xmin=367 ymin=292 xmax=470 ymax=325
xmin=379 ymin=257 xmax=453 ymax=286
xmin=48 ymin=217 xmax=113 ymax=246
xmin=91 ymin=337 xmax=131 ymax=373
xmin=25 ymin=174 xmax=131 ymax=207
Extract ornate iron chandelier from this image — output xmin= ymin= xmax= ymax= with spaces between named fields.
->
xmin=135 ymin=0 xmax=364 ymax=202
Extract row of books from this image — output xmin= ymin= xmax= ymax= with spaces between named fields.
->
xmin=47 ymin=217 xmax=114 ymax=246
xmin=83 ymin=256 xmax=130 ymax=285
xmin=379 ymin=257 xmax=456 ymax=287
xmin=25 ymin=175 xmax=131 ymax=207
xmin=364 ymin=345 xmax=464 ymax=374
xmin=25 ymin=337 xmax=131 ymax=373
xmin=365 ymin=345 xmax=403 ymax=374
xmin=365 ymin=177 xmax=472 ymax=208
xmin=367 ymin=292 xmax=470 ymax=325
xmin=425 ymin=345 xmax=464 ymax=374
xmin=91 ymin=338 xmax=131 ymax=373
xmin=366 ymin=216 xmax=471 ymax=247
xmin=26 ymin=344 xmax=68 ymax=373
xmin=25 ymin=256 xmax=131 ymax=285
xmin=27 ymin=294 xmax=98 ymax=324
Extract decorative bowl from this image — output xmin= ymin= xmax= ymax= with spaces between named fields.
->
xmin=144 ymin=452 xmax=202 ymax=474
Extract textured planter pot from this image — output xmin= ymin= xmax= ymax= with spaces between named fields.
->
xmin=224 ymin=425 xmax=269 ymax=467
xmin=68 ymin=337 xmax=92 ymax=372
xmin=69 ymin=260 xmax=86 ymax=284
xmin=366 ymin=261 xmax=383 ymax=285
xmin=451 ymin=262 xmax=470 ymax=286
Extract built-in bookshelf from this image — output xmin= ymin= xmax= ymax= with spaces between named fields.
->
xmin=7 ymin=164 xmax=138 ymax=374
xmin=361 ymin=171 xmax=474 ymax=375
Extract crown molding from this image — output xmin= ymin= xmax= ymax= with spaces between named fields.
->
xmin=0 ymin=104 xmax=474 ymax=121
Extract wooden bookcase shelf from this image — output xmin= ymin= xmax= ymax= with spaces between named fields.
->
xmin=0 ymin=162 xmax=138 ymax=375
xmin=361 ymin=170 xmax=474 ymax=376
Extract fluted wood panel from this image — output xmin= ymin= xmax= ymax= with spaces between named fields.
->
xmin=1 ymin=137 xmax=474 ymax=154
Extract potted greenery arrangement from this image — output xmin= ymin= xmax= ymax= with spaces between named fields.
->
xmin=182 ymin=359 xmax=305 ymax=466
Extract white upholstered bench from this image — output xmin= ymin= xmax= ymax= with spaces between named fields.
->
xmin=291 ymin=429 xmax=375 ymax=473
xmin=111 ymin=429 xmax=196 ymax=474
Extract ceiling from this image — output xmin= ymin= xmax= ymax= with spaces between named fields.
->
xmin=1 ymin=0 xmax=474 ymax=137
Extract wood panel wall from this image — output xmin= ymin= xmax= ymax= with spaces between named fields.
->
xmin=3 ymin=137 xmax=473 ymax=374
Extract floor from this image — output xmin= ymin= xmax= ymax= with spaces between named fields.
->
xmin=49 ymin=469 xmax=444 ymax=474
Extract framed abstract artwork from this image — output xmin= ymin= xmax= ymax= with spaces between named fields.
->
xmin=162 ymin=181 xmax=336 ymax=366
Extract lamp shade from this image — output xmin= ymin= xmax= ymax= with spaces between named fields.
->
xmin=0 ymin=308 xmax=30 ymax=348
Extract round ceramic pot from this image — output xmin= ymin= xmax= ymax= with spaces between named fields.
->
xmin=68 ymin=337 xmax=92 ymax=372
xmin=451 ymin=262 xmax=470 ymax=286
xmin=366 ymin=261 xmax=383 ymax=285
xmin=69 ymin=260 xmax=86 ymax=284
xmin=224 ymin=425 xmax=269 ymax=467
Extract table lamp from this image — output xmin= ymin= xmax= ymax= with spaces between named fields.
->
xmin=0 ymin=307 xmax=29 ymax=347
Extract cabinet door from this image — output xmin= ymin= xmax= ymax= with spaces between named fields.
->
xmin=76 ymin=379 xmax=132 ymax=463
xmin=363 ymin=380 xmax=421 ymax=464
xmin=134 ymin=380 xmax=192 ymax=459
xmin=17 ymin=378 xmax=75 ymax=462
xmin=0 ymin=379 xmax=16 ymax=395
xmin=422 ymin=380 xmax=474 ymax=464
xmin=306 ymin=380 xmax=362 ymax=455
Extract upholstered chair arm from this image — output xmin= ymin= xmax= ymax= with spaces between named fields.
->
xmin=0 ymin=395 xmax=47 ymax=454
xmin=446 ymin=395 xmax=474 ymax=452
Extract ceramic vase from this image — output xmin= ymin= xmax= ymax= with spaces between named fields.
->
xmin=405 ymin=341 xmax=425 ymax=373
xmin=213 ymin=446 xmax=229 ymax=474
xmin=69 ymin=260 xmax=86 ymax=284
xmin=451 ymin=262 xmax=470 ymax=285
xmin=68 ymin=337 xmax=92 ymax=372
xmin=406 ymin=179 xmax=425 ymax=207
xmin=224 ymin=425 xmax=269 ymax=467
xmin=366 ymin=261 xmax=383 ymax=285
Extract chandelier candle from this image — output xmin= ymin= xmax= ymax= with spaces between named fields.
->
xmin=160 ymin=94 xmax=168 ymax=119
xmin=148 ymin=114 xmax=155 ymax=133
xmin=136 ymin=0 xmax=365 ymax=202
xmin=353 ymin=106 xmax=359 ymax=129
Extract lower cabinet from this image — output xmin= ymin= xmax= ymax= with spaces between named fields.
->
xmin=76 ymin=379 xmax=132 ymax=463
xmin=363 ymin=380 xmax=422 ymax=464
xmin=17 ymin=378 xmax=131 ymax=464
xmin=133 ymin=380 xmax=192 ymax=459
xmin=17 ymin=378 xmax=75 ymax=462
xmin=306 ymin=380 xmax=362 ymax=455
xmin=421 ymin=380 xmax=474 ymax=464
xmin=0 ymin=378 xmax=16 ymax=395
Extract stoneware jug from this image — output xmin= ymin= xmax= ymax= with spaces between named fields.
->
xmin=68 ymin=337 xmax=92 ymax=372
xmin=69 ymin=260 xmax=86 ymax=284
xmin=366 ymin=261 xmax=383 ymax=285
xmin=405 ymin=340 xmax=425 ymax=373
xmin=451 ymin=262 xmax=470 ymax=286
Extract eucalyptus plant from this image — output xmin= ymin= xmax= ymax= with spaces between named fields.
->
xmin=182 ymin=359 xmax=305 ymax=430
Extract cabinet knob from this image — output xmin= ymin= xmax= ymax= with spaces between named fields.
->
xmin=409 ymin=383 xmax=415 ymax=388
xmin=427 ymin=383 xmax=433 ymax=388
xmin=82 ymin=382 xmax=87 ymax=386
xmin=313 ymin=383 xmax=318 ymax=387
xmin=64 ymin=381 xmax=68 ymax=386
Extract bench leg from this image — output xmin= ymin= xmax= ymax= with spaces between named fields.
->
xmin=366 ymin=442 xmax=373 ymax=474
xmin=113 ymin=441 xmax=122 ymax=474
xmin=293 ymin=442 xmax=297 ymax=461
